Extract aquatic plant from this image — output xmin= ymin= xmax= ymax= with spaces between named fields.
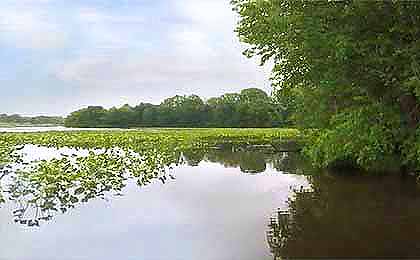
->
xmin=0 ymin=128 xmax=300 ymax=226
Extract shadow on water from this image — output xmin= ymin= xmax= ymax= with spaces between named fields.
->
xmin=267 ymin=170 xmax=420 ymax=259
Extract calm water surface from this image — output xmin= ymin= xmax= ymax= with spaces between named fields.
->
xmin=1 ymin=166 xmax=306 ymax=260
xmin=1 ymin=138 xmax=420 ymax=259
xmin=0 ymin=127 xmax=131 ymax=133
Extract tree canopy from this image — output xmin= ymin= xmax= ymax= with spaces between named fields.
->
xmin=232 ymin=0 xmax=420 ymax=171
xmin=64 ymin=88 xmax=286 ymax=128
xmin=0 ymin=114 xmax=63 ymax=126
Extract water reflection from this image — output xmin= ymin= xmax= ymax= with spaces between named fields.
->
xmin=1 ymin=145 xmax=171 ymax=227
xmin=201 ymin=145 xmax=308 ymax=175
xmin=0 ymin=145 xmax=308 ymax=260
xmin=204 ymin=148 xmax=267 ymax=173
xmin=267 ymin=172 xmax=420 ymax=258
xmin=2 ymin=143 xmax=420 ymax=258
xmin=0 ymin=144 xmax=304 ymax=228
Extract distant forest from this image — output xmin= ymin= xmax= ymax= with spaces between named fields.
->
xmin=0 ymin=114 xmax=64 ymax=126
xmin=65 ymin=88 xmax=288 ymax=128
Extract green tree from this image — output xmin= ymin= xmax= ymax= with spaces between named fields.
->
xmin=64 ymin=89 xmax=287 ymax=128
xmin=0 ymin=114 xmax=63 ymax=126
xmin=207 ymin=93 xmax=241 ymax=127
xmin=142 ymin=105 xmax=160 ymax=126
xmin=233 ymin=0 xmax=420 ymax=171
xmin=160 ymin=95 xmax=206 ymax=127
xmin=238 ymin=88 xmax=274 ymax=127
xmin=64 ymin=106 xmax=107 ymax=128
xmin=132 ymin=103 xmax=154 ymax=126
xmin=103 ymin=104 xmax=135 ymax=128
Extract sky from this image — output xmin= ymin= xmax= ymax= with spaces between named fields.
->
xmin=0 ymin=0 xmax=271 ymax=116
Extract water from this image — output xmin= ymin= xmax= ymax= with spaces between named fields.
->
xmin=0 ymin=127 xmax=132 ymax=133
xmin=1 ymin=145 xmax=420 ymax=259
xmin=0 ymin=147 xmax=308 ymax=260
xmin=268 ymin=172 xmax=420 ymax=258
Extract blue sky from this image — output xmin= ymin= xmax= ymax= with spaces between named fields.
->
xmin=0 ymin=0 xmax=270 ymax=116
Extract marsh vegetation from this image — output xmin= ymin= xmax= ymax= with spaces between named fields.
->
xmin=1 ymin=128 xmax=420 ymax=259
xmin=3 ymin=0 xmax=420 ymax=259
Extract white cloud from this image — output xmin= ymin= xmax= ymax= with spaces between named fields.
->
xmin=0 ymin=4 xmax=67 ymax=49
xmin=74 ymin=8 xmax=152 ymax=52
xmin=174 ymin=0 xmax=235 ymax=30
xmin=0 ymin=0 xmax=273 ymax=115
xmin=53 ymin=0 xmax=272 ymax=107
xmin=78 ymin=8 xmax=146 ymax=25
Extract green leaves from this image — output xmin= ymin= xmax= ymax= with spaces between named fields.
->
xmin=64 ymin=88 xmax=287 ymax=128
xmin=303 ymin=103 xmax=401 ymax=171
xmin=0 ymin=128 xmax=300 ymax=226
xmin=233 ymin=0 xmax=420 ymax=172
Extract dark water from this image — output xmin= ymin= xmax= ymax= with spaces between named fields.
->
xmin=268 ymin=172 xmax=420 ymax=259
xmin=1 ymin=147 xmax=420 ymax=259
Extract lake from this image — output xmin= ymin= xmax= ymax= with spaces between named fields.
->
xmin=1 ymin=130 xmax=420 ymax=259
xmin=0 ymin=127 xmax=131 ymax=133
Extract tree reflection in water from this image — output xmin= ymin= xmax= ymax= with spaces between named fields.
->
xmin=3 ymin=142 xmax=420 ymax=258
xmin=201 ymin=144 xmax=305 ymax=174
xmin=0 ymin=145 xmax=301 ymax=227
xmin=203 ymin=147 xmax=267 ymax=173
xmin=266 ymin=171 xmax=420 ymax=259
xmin=1 ymin=146 xmax=179 ymax=227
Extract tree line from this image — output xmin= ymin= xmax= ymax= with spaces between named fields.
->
xmin=0 ymin=114 xmax=63 ymax=126
xmin=64 ymin=88 xmax=288 ymax=128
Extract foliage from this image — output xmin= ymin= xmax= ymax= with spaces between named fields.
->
xmin=232 ymin=0 xmax=420 ymax=171
xmin=0 ymin=114 xmax=63 ymax=126
xmin=64 ymin=106 xmax=107 ymax=128
xmin=0 ymin=128 xmax=300 ymax=226
xmin=64 ymin=88 xmax=286 ymax=128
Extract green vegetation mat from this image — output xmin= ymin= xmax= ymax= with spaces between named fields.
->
xmin=0 ymin=128 xmax=300 ymax=226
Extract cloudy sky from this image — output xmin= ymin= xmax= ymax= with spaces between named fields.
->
xmin=0 ymin=0 xmax=271 ymax=116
